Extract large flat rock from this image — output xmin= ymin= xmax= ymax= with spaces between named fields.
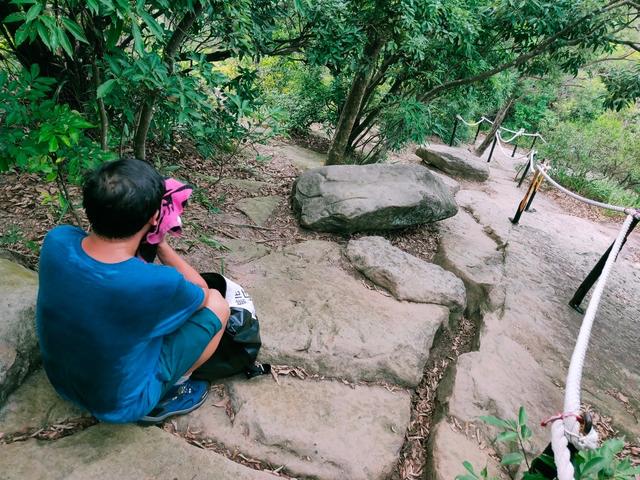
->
xmin=292 ymin=164 xmax=458 ymax=233
xmin=279 ymin=144 xmax=327 ymax=171
xmin=231 ymin=240 xmax=449 ymax=386
xmin=176 ymin=376 xmax=410 ymax=480
xmin=416 ymin=144 xmax=490 ymax=182
xmin=442 ymin=326 xmax=563 ymax=454
xmin=0 ymin=258 xmax=39 ymax=405
xmin=236 ymin=196 xmax=283 ymax=226
xmin=0 ymin=423 xmax=275 ymax=480
xmin=346 ymin=236 xmax=466 ymax=320
xmin=427 ymin=419 xmax=507 ymax=480
xmin=0 ymin=369 xmax=87 ymax=433
xmin=428 ymin=163 xmax=640 ymax=474
xmin=434 ymin=207 xmax=505 ymax=315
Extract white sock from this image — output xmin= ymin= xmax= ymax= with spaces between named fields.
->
xmin=174 ymin=374 xmax=190 ymax=386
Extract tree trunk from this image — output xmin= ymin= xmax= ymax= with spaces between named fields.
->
xmin=92 ymin=60 xmax=109 ymax=151
xmin=132 ymin=3 xmax=203 ymax=160
xmin=474 ymin=94 xmax=516 ymax=156
xmin=326 ymin=36 xmax=382 ymax=165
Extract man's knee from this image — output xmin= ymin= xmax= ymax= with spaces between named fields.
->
xmin=205 ymin=289 xmax=230 ymax=327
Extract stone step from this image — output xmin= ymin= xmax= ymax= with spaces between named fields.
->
xmin=231 ymin=240 xmax=449 ymax=387
xmin=0 ymin=369 xmax=88 ymax=433
xmin=175 ymin=375 xmax=411 ymax=480
xmin=0 ymin=423 xmax=275 ymax=480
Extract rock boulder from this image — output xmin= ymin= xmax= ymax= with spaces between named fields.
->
xmin=292 ymin=164 xmax=458 ymax=233
xmin=346 ymin=236 xmax=466 ymax=319
xmin=416 ymin=144 xmax=490 ymax=182
xmin=0 ymin=258 xmax=39 ymax=405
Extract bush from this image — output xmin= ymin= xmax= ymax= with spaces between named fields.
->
xmin=0 ymin=65 xmax=114 ymax=182
xmin=258 ymin=57 xmax=340 ymax=136
xmin=539 ymin=108 xmax=640 ymax=208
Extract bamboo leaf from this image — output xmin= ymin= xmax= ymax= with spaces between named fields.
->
xmin=130 ymin=19 xmax=144 ymax=55
xmin=4 ymin=12 xmax=26 ymax=23
xmin=25 ymin=3 xmax=41 ymax=22
xmin=96 ymin=79 xmax=117 ymax=99
xmin=57 ymin=27 xmax=74 ymax=58
xmin=139 ymin=10 xmax=164 ymax=39
xmin=36 ymin=21 xmax=51 ymax=49
xmin=61 ymin=17 xmax=88 ymax=44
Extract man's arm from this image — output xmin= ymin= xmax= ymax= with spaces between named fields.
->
xmin=157 ymin=240 xmax=208 ymax=290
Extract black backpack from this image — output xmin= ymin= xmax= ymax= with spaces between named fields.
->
xmin=192 ymin=272 xmax=271 ymax=381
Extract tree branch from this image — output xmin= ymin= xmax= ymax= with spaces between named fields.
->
xmin=133 ymin=3 xmax=204 ymax=159
xmin=418 ymin=0 xmax=631 ymax=103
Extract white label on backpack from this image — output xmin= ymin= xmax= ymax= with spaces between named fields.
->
xmin=223 ymin=276 xmax=256 ymax=318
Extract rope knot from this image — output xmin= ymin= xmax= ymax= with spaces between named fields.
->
xmin=540 ymin=412 xmax=583 ymax=428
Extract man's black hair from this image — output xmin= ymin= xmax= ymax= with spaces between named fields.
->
xmin=83 ymin=158 xmax=165 ymax=239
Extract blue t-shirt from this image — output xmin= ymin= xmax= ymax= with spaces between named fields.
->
xmin=36 ymin=225 xmax=204 ymax=423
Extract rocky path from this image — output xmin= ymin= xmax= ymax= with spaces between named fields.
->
xmin=1 ymin=141 xmax=639 ymax=479
xmin=428 ymin=146 xmax=640 ymax=478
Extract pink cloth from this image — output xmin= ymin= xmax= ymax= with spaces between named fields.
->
xmin=146 ymin=178 xmax=193 ymax=245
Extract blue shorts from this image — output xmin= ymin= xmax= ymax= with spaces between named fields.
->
xmin=156 ymin=308 xmax=222 ymax=396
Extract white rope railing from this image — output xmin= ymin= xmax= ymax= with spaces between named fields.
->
xmin=495 ymin=131 xmax=530 ymax=161
xmin=550 ymin=213 xmax=635 ymax=480
xmin=509 ymin=143 xmax=640 ymax=479
xmin=455 ymin=114 xmax=493 ymax=127
xmin=529 ymin=154 xmax=636 ymax=215
xmin=455 ymin=114 xmax=545 ymax=143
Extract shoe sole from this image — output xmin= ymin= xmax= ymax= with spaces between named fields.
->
xmin=138 ymin=389 xmax=209 ymax=425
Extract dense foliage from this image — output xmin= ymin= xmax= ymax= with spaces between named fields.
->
xmin=0 ymin=0 xmax=638 ymax=202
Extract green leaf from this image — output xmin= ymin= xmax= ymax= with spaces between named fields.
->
xmin=14 ymin=23 xmax=30 ymax=46
xmin=518 ymin=407 xmax=528 ymax=427
xmin=30 ymin=63 xmax=39 ymax=78
xmin=139 ymin=10 xmax=164 ymax=39
xmin=130 ymin=19 xmax=144 ymax=55
xmin=96 ymin=79 xmax=116 ymax=99
xmin=48 ymin=136 xmax=58 ymax=152
xmin=57 ymin=27 xmax=74 ymax=57
xmin=36 ymin=21 xmax=51 ymax=49
xmin=25 ymin=3 xmax=42 ymax=22
xmin=520 ymin=424 xmax=533 ymax=440
xmin=462 ymin=461 xmax=476 ymax=475
xmin=86 ymin=0 xmax=99 ymax=14
xmin=61 ymin=17 xmax=88 ymax=44
xmin=578 ymin=456 xmax=607 ymax=478
xmin=479 ymin=416 xmax=512 ymax=430
xmin=496 ymin=431 xmax=518 ymax=443
xmin=500 ymin=452 xmax=525 ymax=466
xmin=4 ymin=12 xmax=26 ymax=23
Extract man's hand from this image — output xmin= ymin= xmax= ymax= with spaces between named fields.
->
xmin=157 ymin=240 xmax=208 ymax=289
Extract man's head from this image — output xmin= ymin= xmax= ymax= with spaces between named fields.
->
xmin=83 ymin=158 xmax=165 ymax=239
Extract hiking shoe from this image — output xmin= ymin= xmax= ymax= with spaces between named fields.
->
xmin=140 ymin=379 xmax=210 ymax=424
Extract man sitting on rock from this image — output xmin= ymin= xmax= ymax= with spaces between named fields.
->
xmin=36 ymin=158 xmax=229 ymax=423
